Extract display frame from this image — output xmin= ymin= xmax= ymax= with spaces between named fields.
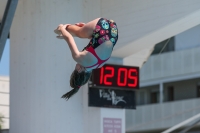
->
xmin=90 ymin=64 xmax=140 ymax=90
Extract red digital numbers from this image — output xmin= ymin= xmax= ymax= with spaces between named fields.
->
xmin=98 ymin=65 xmax=139 ymax=89
xmin=100 ymin=67 xmax=114 ymax=85
xmin=118 ymin=68 xmax=127 ymax=86
xmin=128 ymin=69 xmax=138 ymax=87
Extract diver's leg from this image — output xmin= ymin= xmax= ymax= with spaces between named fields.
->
xmin=55 ymin=18 xmax=100 ymax=39
xmin=73 ymin=18 xmax=100 ymax=38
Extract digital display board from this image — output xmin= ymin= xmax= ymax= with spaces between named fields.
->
xmin=91 ymin=64 xmax=139 ymax=90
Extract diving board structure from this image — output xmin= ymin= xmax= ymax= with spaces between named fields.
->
xmin=0 ymin=0 xmax=18 ymax=61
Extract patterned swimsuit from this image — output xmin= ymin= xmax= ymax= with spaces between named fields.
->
xmin=83 ymin=18 xmax=118 ymax=71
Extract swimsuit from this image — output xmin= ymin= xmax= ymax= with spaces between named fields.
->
xmin=83 ymin=18 xmax=118 ymax=70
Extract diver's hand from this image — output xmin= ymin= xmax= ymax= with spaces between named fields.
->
xmin=55 ymin=24 xmax=72 ymax=39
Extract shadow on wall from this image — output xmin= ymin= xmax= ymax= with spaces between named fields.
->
xmin=1 ymin=129 xmax=9 ymax=133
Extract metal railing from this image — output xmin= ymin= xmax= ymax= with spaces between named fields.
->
xmin=162 ymin=113 xmax=200 ymax=133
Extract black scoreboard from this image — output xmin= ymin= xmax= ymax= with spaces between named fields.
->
xmin=88 ymin=64 xmax=139 ymax=109
xmin=91 ymin=64 xmax=139 ymax=90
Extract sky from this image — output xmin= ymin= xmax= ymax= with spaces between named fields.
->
xmin=0 ymin=39 xmax=9 ymax=76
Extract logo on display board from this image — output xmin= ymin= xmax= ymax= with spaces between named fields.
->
xmin=99 ymin=89 xmax=126 ymax=105
xmin=89 ymin=88 xmax=136 ymax=109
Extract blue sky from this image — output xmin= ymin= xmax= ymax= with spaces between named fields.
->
xmin=0 ymin=39 xmax=9 ymax=76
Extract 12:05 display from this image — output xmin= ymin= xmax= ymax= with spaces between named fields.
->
xmin=92 ymin=64 xmax=139 ymax=89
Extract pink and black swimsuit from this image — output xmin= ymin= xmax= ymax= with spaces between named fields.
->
xmin=83 ymin=18 xmax=118 ymax=71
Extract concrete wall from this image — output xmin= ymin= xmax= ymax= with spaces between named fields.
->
xmin=0 ymin=76 xmax=9 ymax=129
xmin=10 ymin=0 xmax=126 ymax=133
xmin=101 ymin=0 xmax=200 ymax=50
xmin=10 ymin=0 xmax=101 ymax=133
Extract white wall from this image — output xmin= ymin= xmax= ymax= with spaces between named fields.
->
xmin=10 ymin=0 xmax=126 ymax=133
xmin=101 ymin=0 xmax=200 ymax=50
xmin=0 ymin=76 xmax=9 ymax=129
xmin=10 ymin=0 xmax=99 ymax=133
xmin=175 ymin=24 xmax=200 ymax=51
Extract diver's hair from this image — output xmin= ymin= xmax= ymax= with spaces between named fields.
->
xmin=61 ymin=69 xmax=92 ymax=100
